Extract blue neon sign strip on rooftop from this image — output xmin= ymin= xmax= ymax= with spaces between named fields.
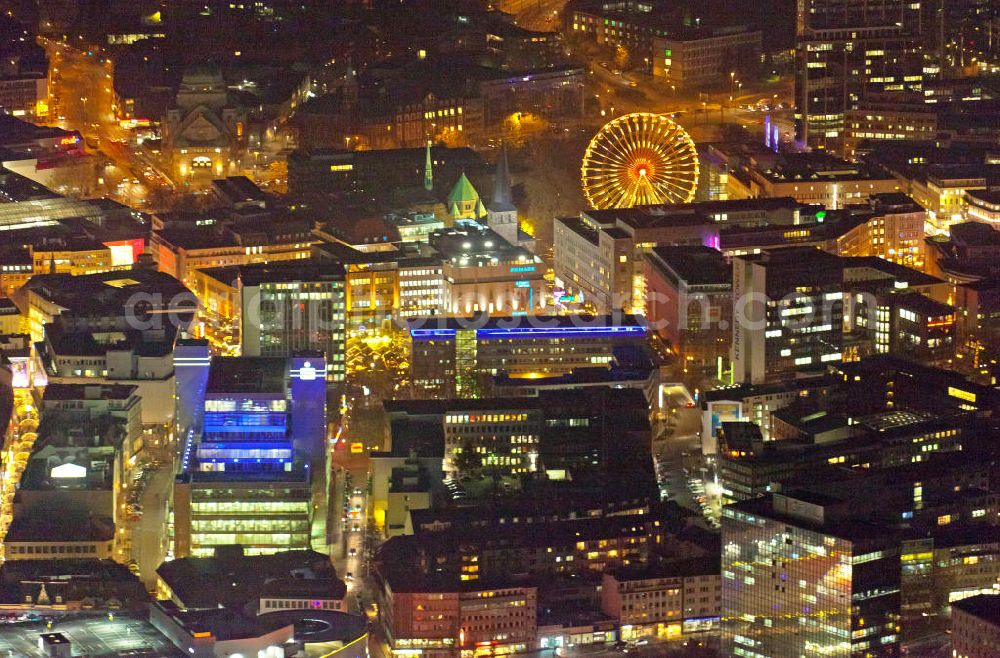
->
xmin=411 ymin=324 xmax=646 ymax=341
xmin=411 ymin=329 xmax=458 ymax=340
xmin=477 ymin=325 xmax=647 ymax=340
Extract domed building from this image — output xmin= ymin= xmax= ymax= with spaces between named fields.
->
xmin=161 ymin=63 xmax=247 ymax=182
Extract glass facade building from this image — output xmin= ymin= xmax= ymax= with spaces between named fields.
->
xmin=721 ymin=493 xmax=901 ymax=657
xmin=172 ymin=356 xmax=326 ymax=558
xmin=240 ymin=262 xmax=347 ymax=382
xmin=795 ymin=0 xmax=925 ymax=152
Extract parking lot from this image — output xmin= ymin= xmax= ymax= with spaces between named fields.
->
xmin=0 ymin=613 xmax=181 ymax=657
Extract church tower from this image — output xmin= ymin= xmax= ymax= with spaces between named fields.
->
xmin=486 ymin=145 xmax=518 ymax=246
xmin=423 ymin=140 xmax=433 ymax=192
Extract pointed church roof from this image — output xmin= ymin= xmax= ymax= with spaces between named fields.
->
xmin=475 ymin=197 xmax=487 ymax=219
xmin=424 ymin=140 xmax=434 ymax=192
xmin=447 ymin=172 xmax=480 ymax=208
xmin=170 ymin=104 xmax=232 ymax=148
xmin=491 ymin=145 xmax=515 ymax=211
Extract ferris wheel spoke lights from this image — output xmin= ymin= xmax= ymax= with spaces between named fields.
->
xmin=581 ymin=112 xmax=700 ymax=209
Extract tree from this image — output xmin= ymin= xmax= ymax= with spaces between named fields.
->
xmin=454 ymin=438 xmax=482 ymax=476
xmin=615 ymin=45 xmax=630 ymax=70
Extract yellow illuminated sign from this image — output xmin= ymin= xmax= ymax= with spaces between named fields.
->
xmin=948 ymin=387 xmax=976 ymax=403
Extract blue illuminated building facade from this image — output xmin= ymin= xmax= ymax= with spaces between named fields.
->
xmin=174 ymin=339 xmax=211 ymax=441
xmin=171 ymin=354 xmax=327 ymax=558
xmin=408 ymin=315 xmax=651 ymax=398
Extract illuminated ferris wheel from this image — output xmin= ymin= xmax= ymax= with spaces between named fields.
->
xmin=581 ymin=112 xmax=700 ymax=209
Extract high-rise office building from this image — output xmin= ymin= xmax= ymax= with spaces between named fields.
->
xmin=172 ymin=355 xmax=327 ymax=557
xmin=238 ymin=261 xmax=347 ymax=382
xmin=795 ymin=0 xmax=925 ymax=151
xmin=732 ymin=248 xmax=844 ymax=384
xmin=721 ymin=491 xmax=901 ymax=657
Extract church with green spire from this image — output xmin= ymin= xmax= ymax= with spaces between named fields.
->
xmin=447 ymin=172 xmax=488 ymax=221
xmin=385 ymin=142 xmax=532 ymax=250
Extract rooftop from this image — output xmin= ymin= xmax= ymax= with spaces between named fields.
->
xmin=967 ymin=189 xmax=1000 ymax=208
xmin=39 ymin=634 xmax=69 ymax=646
xmin=155 ymin=225 xmax=239 ymax=249
xmin=23 ymin=268 xmax=195 ymax=319
xmin=755 ymin=152 xmax=891 ymax=183
xmin=257 ymin=608 xmax=367 ymax=644
xmin=607 ymin=556 xmax=719 ymax=582
xmin=841 ymin=256 xmax=943 ymax=288
xmin=378 ymin=509 xmax=678 ymax=592
xmin=236 ymin=260 xmax=346 ymax=286
xmin=702 ymin=374 xmax=838 ymax=404
xmin=648 ymin=245 xmax=731 ymax=286
xmin=719 ymin=422 xmax=763 ymax=450
xmin=42 ymin=322 xmax=176 ymax=359
xmin=197 ymin=266 xmax=241 ymax=287
xmin=20 ymin=444 xmax=117 ymax=490
xmin=211 ymin=176 xmax=269 ymax=206
xmin=428 ymin=223 xmax=538 ymax=267
xmin=771 ymin=407 xmax=852 ymax=437
xmin=926 ymin=164 xmax=990 ymax=184
xmin=0 ymin=558 xmax=139 ymax=583
xmin=856 ymin=409 xmax=933 ymax=433
xmin=0 ymin=114 xmax=78 ymax=146
xmin=155 ymin=603 xmax=292 ymax=641
xmin=891 ymin=291 xmax=955 ymax=317
xmin=952 ymin=594 xmax=1000 ymax=627
xmin=156 ymin=548 xmax=344 ymax=610
xmin=728 ymin=495 xmax=891 ymax=543
xmin=556 ymin=216 xmax=600 ymax=246
xmin=206 ymin=357 xmax=288 ymax=395
xmin=582 ymin=197 xmax=804 ymax=231
xmin=43 ymin=383 xmax=139 ymax=402
xmin=385 ymin=395 xmax=541 ymax=416
xmin=0 ymin=167 xmax=60 ymax=201
xmin=738 ymin=246 xmax=844 ymax=269
xmin=868 ymin=192 xmax=924 ymax=214
xmin=950 ymin=221 xmax=1000 ymax=247
xmin=5 ymin=514 xmax=115 ymax=543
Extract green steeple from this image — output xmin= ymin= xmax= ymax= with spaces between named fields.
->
xmin=447 ymin=172 xmax=479 ymax=207
xmin=424 ymin=140 xmax=433 ymax=192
